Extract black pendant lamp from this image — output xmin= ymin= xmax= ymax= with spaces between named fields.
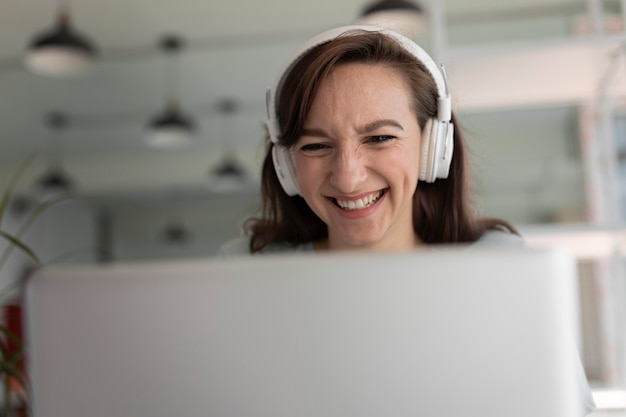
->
xmin=209 ymin=154 xmax=249 ymax=193
xmin=147 ymin=35 xmax=195 ymax=148
xmin=24 ymin=3 xmax=97 ymax=77
xmin=162 ymin=222 xmax=191 ymax=244
xmin=36 ymin=112 xmax=76 ymax=195
xmin=37 ymin=168 xmax=74 ymax=191
xmin=160 ymin=190 xmax=192 ymax=245
xmin=357 ymin=0 xmax=426 ymax=39
xmin=211 ymin=158 xmax=247 ymax=179
xmin=207 ymin=99 xmax=249 ymax=192
xmin=148 ymin=99 xmax=195 ymax=148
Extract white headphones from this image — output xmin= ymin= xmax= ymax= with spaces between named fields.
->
xmin=265 ymin=25 xmax=454 ymax=197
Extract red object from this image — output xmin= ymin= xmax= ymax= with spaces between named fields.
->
xmin=4 ymin=305 xmax=23 ymax=363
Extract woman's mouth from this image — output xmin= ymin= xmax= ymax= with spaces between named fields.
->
xmin=334 ymin=190 xmax=384 ymax=211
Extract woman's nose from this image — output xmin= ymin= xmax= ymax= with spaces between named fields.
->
xmin=329 ymin=149 xmax=367 ymax=193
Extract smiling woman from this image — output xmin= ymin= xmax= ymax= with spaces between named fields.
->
xmin=220 ymin=24 xmax=519 ymax=254
xmin=217 ymin=25 xmax=596 ymax=415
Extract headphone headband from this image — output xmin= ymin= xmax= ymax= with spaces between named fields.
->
xmin=266 ymin=24 xmax=451 ymax=145
xmin=266 ymin=25 xmax=454 ymax=196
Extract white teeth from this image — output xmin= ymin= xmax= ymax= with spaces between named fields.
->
xmin=335 ymin=191 xmax=383 ymax=211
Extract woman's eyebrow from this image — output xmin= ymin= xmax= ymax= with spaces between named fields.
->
xmin=357 ymin=119 xmax=405 ymax=134
xmin=300 ymin=127 xmax=328 ymax=137
xmin=300 ymin=119 xmax=405 ymax=138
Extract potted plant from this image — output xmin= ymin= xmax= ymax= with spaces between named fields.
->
xmin=0 ymin=154 xmax=76 ymax=417
xmin=0 ymin=154 xmax=39 ymax=416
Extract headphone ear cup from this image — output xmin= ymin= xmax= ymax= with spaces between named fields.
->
xmin=271 ymin=145 xmax=301 ymax=196
xmin=419 ymin=118 xmax=454 ymax=182
xmin=436 ymin=122 xmax=454 ymax=179
xmin=419 ymin=118 xmax=436 ymax=182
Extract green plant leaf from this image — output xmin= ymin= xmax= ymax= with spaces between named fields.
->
xmin=0 ymin=193 xmax=74 ymax=273
xmin=0 ymin=280 xmax=23 ymax=304
xmin=0 ymin=329 xmax=29 ymax=414
xmin=0 ymin=152 xmax=36 ymax=228
xmin=0 ymin=326 xmax=23 ymax=353
xmin=0 ymin=360 xmax=29 ymax=393
xmin=0 ymin=231 xmax=41 ymax=266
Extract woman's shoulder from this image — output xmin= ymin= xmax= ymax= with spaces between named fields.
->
xmin=472 ymin=229 xmax=526 ymax=247
xmin=218 ymin=230 xmax=524 ymax=257
xmin=217 ymin=236 xmax=316 ymax=257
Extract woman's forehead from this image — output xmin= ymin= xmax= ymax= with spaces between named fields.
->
xmin=302 ymin=63 xmax=418 ymax=134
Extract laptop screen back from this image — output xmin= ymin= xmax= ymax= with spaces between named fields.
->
xmin=24 ymin=247 xmax=581 ymax=417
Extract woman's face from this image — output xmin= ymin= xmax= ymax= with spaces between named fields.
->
xmin=293 ymin=63 xmax=422 ymax=251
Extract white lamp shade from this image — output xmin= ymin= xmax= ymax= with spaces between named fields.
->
xmin=207 ymin=158 xmax=251 ymax=193
xmin=146 ymin=126 xmax=194 ymax=148
xmin=147 ymin=104 xmax=195 ymax=148
xmin=207 ymin=175 xmax=250 ymax=193
xmin=24 ymin=45 xmax=94 ymax=77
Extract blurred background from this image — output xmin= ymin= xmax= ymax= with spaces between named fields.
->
xmin=1 ymin=0 xmax=626 ymax=413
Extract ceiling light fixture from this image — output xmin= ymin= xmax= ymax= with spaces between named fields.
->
xmin=162 ymin=222 xmax=191 ymax=245
xmin=36 ymin=112 xmax=76 ymax=196
xmin=37 ymin=169 xmax=74 ymax=191
xmin=148 ymin=100 xmax=195 ymax=148
xmin=211 ymin=157 xmax=247 ymax=179
xmin=209 ymin=156 xmax=250 ymax=193
xmin=147 ymin=35 xmax=195 ymax=148
xmin=207 ymin=99 xmax=249 ymax=192
xmin=160 ymin=190 xmax=192 ymax=245
xmin=357 ymin=0 xmax=426 ymax=39
xmin=24 ymin=2 xmax=97 ymax=78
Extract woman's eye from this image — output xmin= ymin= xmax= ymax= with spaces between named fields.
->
xmin=368 ymin=135 xmax=395 ymax=143
xmin=300 ymin=143 xmax=330 ymax=152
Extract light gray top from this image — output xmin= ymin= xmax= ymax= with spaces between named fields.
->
xmin=217 ymin=229 xmax=525 ymax=257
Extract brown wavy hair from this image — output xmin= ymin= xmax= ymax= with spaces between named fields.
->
xmin=245 ymin=29 xmax=517 ymax=252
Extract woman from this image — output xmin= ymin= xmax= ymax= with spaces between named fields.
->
xmin=220 ymin=25 xmax=520 ymax=255
xmin=220 ymin=25 xmax=596 ymax=415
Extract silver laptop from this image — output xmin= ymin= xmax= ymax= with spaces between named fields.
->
xmin=24 ymin=247 xmax=582 ymax=417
